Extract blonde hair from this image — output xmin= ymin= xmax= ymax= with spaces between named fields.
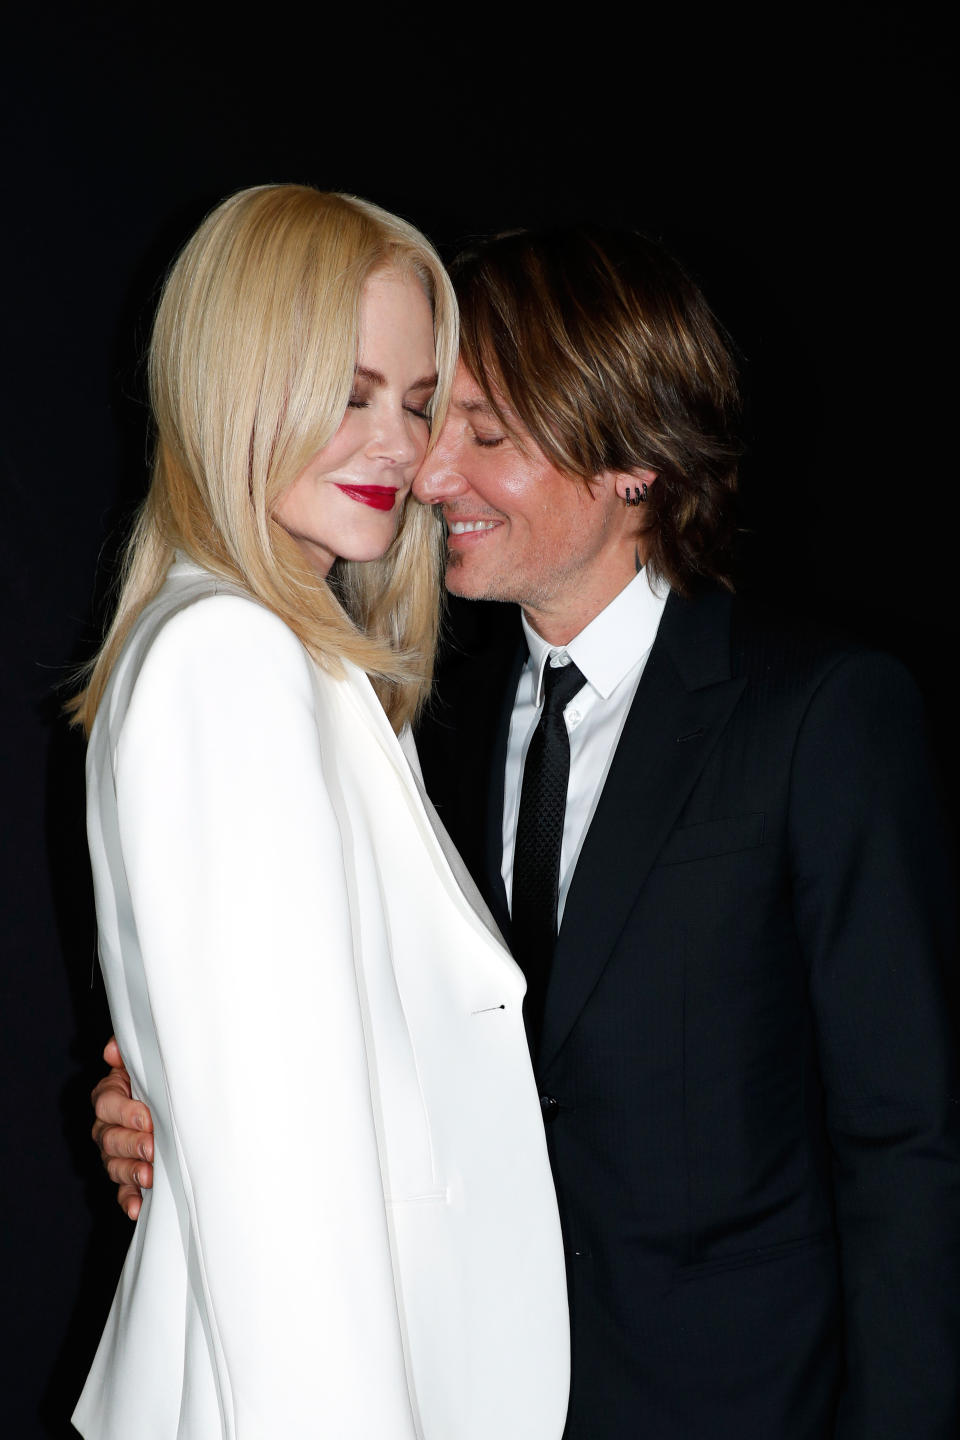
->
xmin=70 ymin=184 xmax=458 ymax=734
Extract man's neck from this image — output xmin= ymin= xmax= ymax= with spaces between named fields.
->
xmin=522 ymin=565 xmax=665 ymax=659
xmin=522 ymin=576 xmax=634 ymax=648
xmin=520 ymin=538 xmax=652 ymax=647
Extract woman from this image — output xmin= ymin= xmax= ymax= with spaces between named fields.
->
xmin=70 ymin=185 xmax=569 ymax=1439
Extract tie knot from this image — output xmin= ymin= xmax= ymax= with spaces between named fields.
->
xmin=541 ymin=657 xmax=585 ymax=716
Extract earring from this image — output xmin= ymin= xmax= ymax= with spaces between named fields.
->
xmin=625 ymin=482 xmax=649 ymax=506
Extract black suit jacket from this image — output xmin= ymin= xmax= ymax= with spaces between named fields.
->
xmin=417 ymin=588 xmax=960 ymax=1440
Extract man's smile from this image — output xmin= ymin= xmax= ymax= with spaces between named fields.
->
xmin=446 ymin=518 xmax=499 ymax=536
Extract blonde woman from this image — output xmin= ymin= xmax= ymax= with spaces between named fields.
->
xmin=70 ymin=185 xmax=569 ymax=1440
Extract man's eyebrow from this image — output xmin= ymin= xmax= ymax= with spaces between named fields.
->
xmin=354 ymin=366 xmax=438 ymax=391
xmin=454 ymin=396 xmax=499 ymax=417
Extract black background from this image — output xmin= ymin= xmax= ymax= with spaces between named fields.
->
xmin=1 ymin=4 xmax=955 ymax=1433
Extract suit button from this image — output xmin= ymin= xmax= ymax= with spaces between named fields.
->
xmin=540 ymin=1095 xmax=560 ymax=1123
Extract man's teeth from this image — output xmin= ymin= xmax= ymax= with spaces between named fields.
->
xmin=448 ymin=520 xmax=496 ymax=534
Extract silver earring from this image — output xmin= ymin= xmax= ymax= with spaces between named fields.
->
xmin=625 ymin=482 xmax=649 ymax=506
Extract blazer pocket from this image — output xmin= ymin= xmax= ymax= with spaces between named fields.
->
xmin=655 ymin=813 xmax=765 ymax=867
xmin=386 ymin=1187 xmax=449 ymax=1206
xmin=674 ymin=1230 xmax=832 ymax=1282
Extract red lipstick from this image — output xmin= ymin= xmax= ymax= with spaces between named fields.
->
xmin=334 ymin=484 xmax=398 ymax=512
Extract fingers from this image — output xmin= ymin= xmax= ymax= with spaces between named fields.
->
xmin=92 ymin=1036 xmax=154 ymax=1221
xmin=104 ymin=1152 xmax=153 ymax=1194
xmin=118 ymin=1182 xmax=144 ymax=1222
xmin=94 ymin=1114 xmax=154 ymax=1164
xmin=102 ymin=1035 xmax=126 ymax=1070
xmin=89 ymin=1097 xmax=154 ymax=1210
xmin=97 ymin=1126 xmax=153 ymax=1223
xmin=91 ymin=1073 xmax=153 ymax=1135
xmin=91 ymin=1095 xmax=154 ymax=1212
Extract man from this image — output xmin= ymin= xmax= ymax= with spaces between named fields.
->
xmin=93 ymin=228 xmax=959 ymax=1437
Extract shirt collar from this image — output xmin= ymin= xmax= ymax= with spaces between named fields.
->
xmin=522 ymin=569 xmax=668 ymax=703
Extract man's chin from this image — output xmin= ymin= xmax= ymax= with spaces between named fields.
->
xmin=444 ymin=556 xmax=516 ymax=606
xmin=445 ymin=553 xmax=490 ymax=600
xmin=444 ymin=552 xmax=473 ymax=595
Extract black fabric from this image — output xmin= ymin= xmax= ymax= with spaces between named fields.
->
xmin=418 ymin=589 xmax=960 ymax=1440
xmin=512 ymin=660 xmax=585 ymax=1049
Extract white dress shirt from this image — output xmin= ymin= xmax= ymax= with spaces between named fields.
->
xmin=502 ymin=569 xmax=668 ymax=924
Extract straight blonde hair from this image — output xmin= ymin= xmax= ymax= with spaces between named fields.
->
xmin=70 ymin=184 xmax=458 ymax=734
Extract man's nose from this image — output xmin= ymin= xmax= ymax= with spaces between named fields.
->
xmin=412 ymin=433 xmax=468 ymax=503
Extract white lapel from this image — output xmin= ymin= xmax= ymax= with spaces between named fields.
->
xmin=155 ymin=559 xmax=512 ymax=963
xmin=324 ymin=659 xmax=510 ymax=953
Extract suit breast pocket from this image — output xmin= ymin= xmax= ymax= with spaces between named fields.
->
xmin=655 ymin=813 xmax=765 ymax=867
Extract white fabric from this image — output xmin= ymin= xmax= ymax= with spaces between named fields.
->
xmin=502 ymin=569 xmax=667 ymax=922
xmin=73 ymin=560 xmax=569 ymax=1440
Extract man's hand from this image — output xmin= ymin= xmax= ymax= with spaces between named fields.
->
xmin=91 ymin=1037 xmax=154 ymax=1220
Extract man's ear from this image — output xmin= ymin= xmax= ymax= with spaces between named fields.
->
xmin=612 ymin=468 xmax=657 ymax=504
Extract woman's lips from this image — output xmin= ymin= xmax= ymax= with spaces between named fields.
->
xmin=334 ymin=484 xmax=398 ymax=512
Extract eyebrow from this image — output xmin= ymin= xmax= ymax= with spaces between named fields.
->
xmin=354 ymin=366 xmax=438 ymax=391
xmin=453 ymin=396 xmax=499 ymax=417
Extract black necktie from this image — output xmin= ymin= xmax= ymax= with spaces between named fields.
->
xmin=511 ymin=656 xmax=585 ymax=1051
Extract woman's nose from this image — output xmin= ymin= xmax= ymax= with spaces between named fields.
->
xmin=370 ymin=409 xmax=422 ymax=468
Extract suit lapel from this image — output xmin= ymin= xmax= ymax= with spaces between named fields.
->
xmin=419 ymin=619 xmax=524 ymax=942
xmin=482 ymin=640 xmax=525 ymax=940
xmin=538 ymin=588 xmax=747 ymax=1072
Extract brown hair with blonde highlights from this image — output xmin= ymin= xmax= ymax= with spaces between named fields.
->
xmin=451 ymin=227 xmax=742 ymax=594
xmin=70 ymin=184 xmax=458 ymax=735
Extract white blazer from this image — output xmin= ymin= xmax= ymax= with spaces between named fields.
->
xmin=73 ymin=559 xmax=569 ymax=1440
